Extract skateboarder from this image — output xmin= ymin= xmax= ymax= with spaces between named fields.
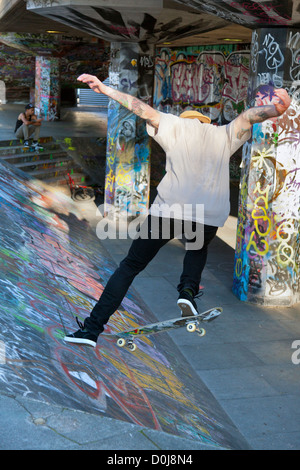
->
xmin=15 ymin=104 xmax=43 ymax=149
xmin=64 ymin=74 xmax=291 ymax=347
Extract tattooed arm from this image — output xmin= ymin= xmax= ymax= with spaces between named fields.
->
xmin=233 ymin=88 xmax=291 ymax=140
xmin=77 ymin=74 xmax=160 ymax=129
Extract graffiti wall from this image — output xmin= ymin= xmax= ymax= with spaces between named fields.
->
xmin=105 ymin=42 xmax=153 ymax=217
xmin=0 ymin=35 xmax=109 ymax=104
xmin=0 ymin=43 xmax=35 ymax=103
xmin=233 ymin=28 xmax=300 ymax=306
xmin=153 ymin=44 xmax=250 ymax=123
xmin=149 ymin=44 xmax=250 ymax=186
xmin=0 ymin=158 xmax=246 ymax=449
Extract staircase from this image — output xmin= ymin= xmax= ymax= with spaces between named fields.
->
xmin=0 ymin=137 xmax=89 ymax=187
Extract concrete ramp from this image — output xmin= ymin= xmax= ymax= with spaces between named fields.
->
xmin=0 ymin=159 xmax=246 ymax=449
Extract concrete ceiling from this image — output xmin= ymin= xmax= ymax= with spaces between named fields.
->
xmin=0 ymin=0 xmax=92 ymax=37
xmin=0 ymin=0 xmax=252 ymax=48
xmin=0 ymin=1 xmax=298 ymax=52
xmin=174 ymin=0 xmax=300 ymax=28
xmin=24 ymin=0 xmax=300 ymax=44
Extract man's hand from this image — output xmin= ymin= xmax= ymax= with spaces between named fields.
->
xmin=273 ymin=88 xmax=291 ymax=116
xmin=77 ymin=74 xmax=105 ymax=94
xmin=233 ymin=87 xmax=291 ymax=140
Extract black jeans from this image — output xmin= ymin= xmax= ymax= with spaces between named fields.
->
xmin=84 ymin=216 xmax=218 ymax=336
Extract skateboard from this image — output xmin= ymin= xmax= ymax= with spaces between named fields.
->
xmin=103 ymin=307 xmax=222 ymax=351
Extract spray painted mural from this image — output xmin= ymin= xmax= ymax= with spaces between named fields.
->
xmin=26 ymin=1 xmax=229 ymax=44
xmin=0 ymin=34 xmax=109 ymax=105
xmin=154 ymin=44 xmax=250 ymax=123
xmin=105 ymin=43 xmax=153 ymax=217
xmin=233 ymin=28 xmax=300 ymax=306
xmin=174 ymin=0 xmax=296 ymax=28
xmin=150 ymin=44 xmax=250 ymax=185
xmin=35 ymin=56 xmax=60 ymax=121
xmin=0 ymin=159 xmax=246 ymax=449
xmin=0 ymin=43 xmax=35 ymax=102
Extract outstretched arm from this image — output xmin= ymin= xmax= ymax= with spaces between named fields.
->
xmin=233 ymin=88 xmax=291 ymax=140
xmin=77 ymin=74 xmax=160 ymax=129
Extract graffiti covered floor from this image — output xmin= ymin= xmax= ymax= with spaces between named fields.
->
xmin=0 ymin=158 xmax=249 ymax=450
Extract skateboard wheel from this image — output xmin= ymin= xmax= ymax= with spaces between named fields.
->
xmin=187 ymin=323 xmax=197 ymax=333
xmin=117 ymin=338 xmax=126 ymax=348
xmin=197 ymin=328 xmax=206 ymax=337
xmin=128 ymin=343 xmax=137 ymax=351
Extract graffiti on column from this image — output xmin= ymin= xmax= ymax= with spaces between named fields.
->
xmin=233 ymin=29 xmax=300 ymax=304
xmin=35 ymin=56 xmax=60 ymax=121
xmin=105 ymin=43 xmax=152 ymax=217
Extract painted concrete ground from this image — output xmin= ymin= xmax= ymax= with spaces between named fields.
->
xmin=0 ymin=159 xmax=247 ymax=449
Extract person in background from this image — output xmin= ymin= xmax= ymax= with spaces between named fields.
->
xmin=15 ymin=104 xmax=43 ymax=150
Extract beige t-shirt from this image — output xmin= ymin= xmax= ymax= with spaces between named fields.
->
xmin=147 ymin=112 xmax=250 ymax=227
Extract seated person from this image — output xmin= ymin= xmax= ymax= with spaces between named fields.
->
xmin=15 ymin=104 xmax=43 ymax=149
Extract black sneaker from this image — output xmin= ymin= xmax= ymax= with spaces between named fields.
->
xmin=177 ymin=289 xmax=203 ymax=317
xmin=64 ymin=317 xmax=98 ymax=347
xmin=23 ymin=140 xmax=30 ymax=148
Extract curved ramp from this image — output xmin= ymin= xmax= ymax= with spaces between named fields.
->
xmin=0 ymin=160 xmax=245 ymax=449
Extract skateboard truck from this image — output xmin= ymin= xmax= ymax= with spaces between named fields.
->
xmin=117 ymin=338 xmax=137 ymax=351
xmin=186 ymin=320 xmax=206 ymax=336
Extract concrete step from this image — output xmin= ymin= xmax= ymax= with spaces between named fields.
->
xmin=0 ymin=143 xmax=61 ymax=155
xmin=15 ymin=155 xmax=72 ymax=171
xmin=28 ymin=163 xmax=82 ymax=180
xmin=0 ymin=136 xmax=90 ymax=187
xmin=0 ymin=148 xmax=68 ymax=164
xmin=45 ymin=172 xmax=89 ymax=186
xmin=0 ymin=136 xmax=54 ymax=148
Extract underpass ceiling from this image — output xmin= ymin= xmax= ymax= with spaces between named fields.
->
xmin=174 ymin=0 xmax=300 ymax=28
xmin=0 ymin=0 xmax=252 ymax=51
xmin=24 ymin=0 xmax=300 ymax=44
xmin=1 ymin=1 xmax=297 ymax=54
xmin=0 ymin=0 xmax=300 ymax=53
xmin=24 ymin=0 xmax=251 ymax=45
xmin=0 ymin=0 xmax=91 ymax=37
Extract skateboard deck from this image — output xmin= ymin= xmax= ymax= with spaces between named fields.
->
xmin=102 ymin=307 xmax=222 ymax=351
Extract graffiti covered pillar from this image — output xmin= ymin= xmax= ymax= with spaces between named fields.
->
xmin=35 ymin=56 xmax=61 ymax=121
xmin=233 ymin=28 xmax=300 ymax=306
xmin=105 ymin=42 xmax=154 ymax=218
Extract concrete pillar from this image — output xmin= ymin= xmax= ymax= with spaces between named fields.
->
xmin=35 ymin=56 xmax=61 ymax=121
xmin=104 ymin=42 xmax=154 ymax=218
xmin=233 ymin=28 xmax=300 ymax=306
